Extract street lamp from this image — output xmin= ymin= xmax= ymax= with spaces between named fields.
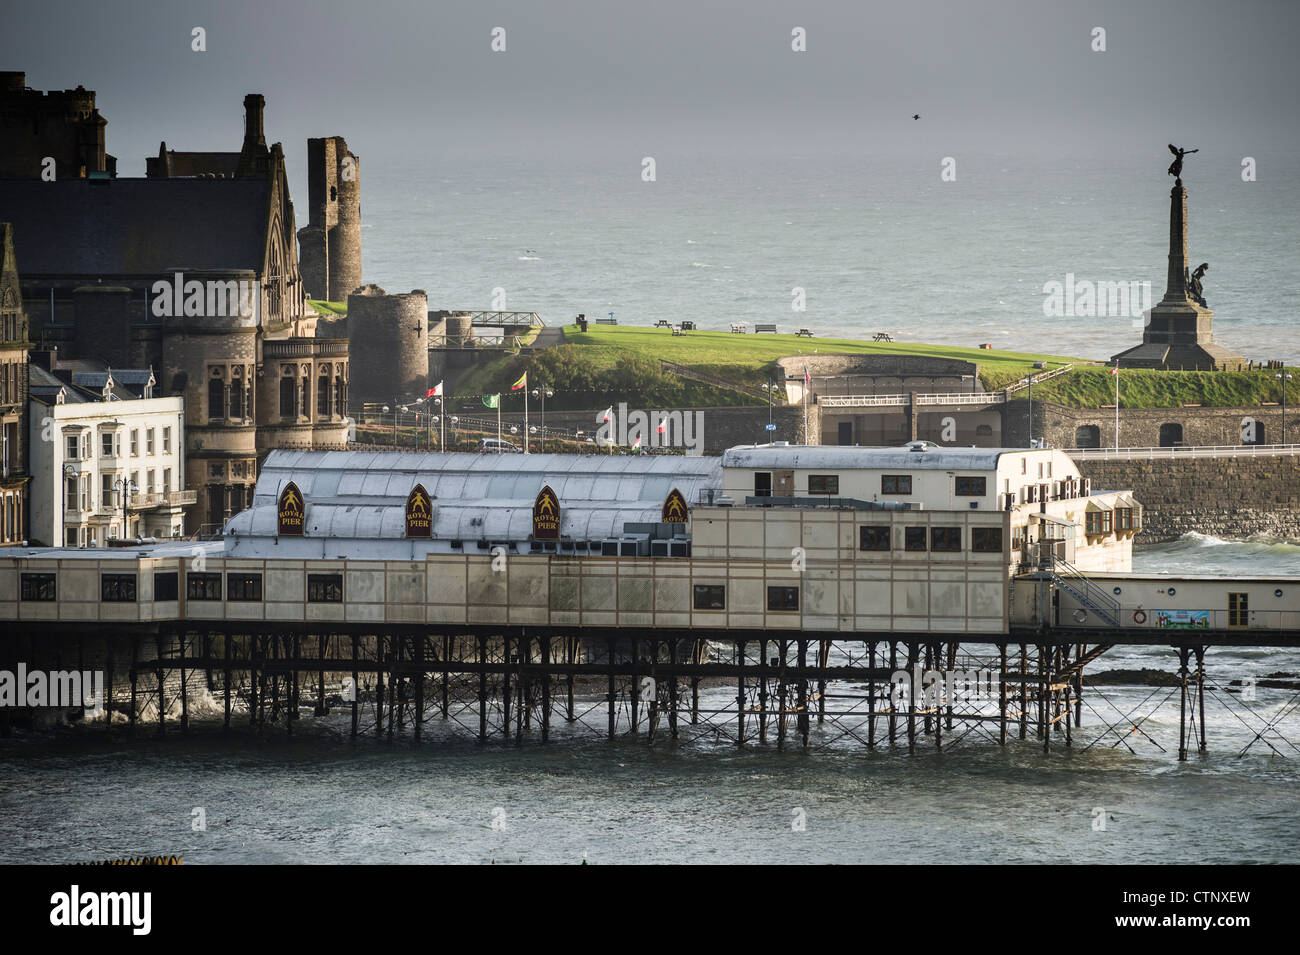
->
xmin=531 ymin=387 xmax=553 ymax=452
xmin=62 ymin=463 xmax=76 ymax=547
xmin=433 ymin=396 xmax=444 ymax=450
xmin=450 ymin=416 xmax=459 ymax=450
xmin=113 ymin=477 xmax=138 ymax=540
xmin=1276 ymin=372 xmax=1294 ymax=444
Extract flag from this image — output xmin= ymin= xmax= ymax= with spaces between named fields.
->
xmin=657 ymin=417 xmax=667 ymax=434
xmin=1110 ymin=364 xmax=1118 ymax=376
xmin=426 ymin=381 xmax=443 ymax=397
xmin=511 ymin=371 xmax=527 ymax=391
xmin=482 ymin=394 xmax=499 ymax=409
xmin=631 ymin=434 xmax=642 ymax=450
xmin=804 ymin=365 xmax=811 ymax=387
xmin=602 ymin=405 xmax=613 ymax=422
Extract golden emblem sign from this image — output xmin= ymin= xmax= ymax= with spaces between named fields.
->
xmin=277 ymin=481 xmax=304 ymax=536
xmin=662 ymin=487 xmax=687 ymax=523
xmin=533 ymin=484 xmax=560 ymax=541
xmin=406 ymin=483 xmax=432 ymax=538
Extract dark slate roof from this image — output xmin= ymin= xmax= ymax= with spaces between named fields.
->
xmin=0 ymin=178 xmax=270 ymax=275
xmin=161 ymin=151 xmax=240 ymax=178
xmin=28 ymin=363 xmax=92 ymax=403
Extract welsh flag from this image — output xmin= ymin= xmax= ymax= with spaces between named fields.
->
xmin=511 ymin=371 xmax=528 ymax=391
xmin=426 ymin=381 xmax=443 ymax=397
xmin=483 ymin=394 xmax=500 ymax=409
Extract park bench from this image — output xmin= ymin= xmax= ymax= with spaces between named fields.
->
xmin=795 ymin=328 xmax=814 ymax=337
xmin=730 ymin=323 xmax=747 ymax=334
xmin=872 ymin=332 xmax=893 ymax=342
xmin=654 ymin=319 xmax=671 ymax=328
xmin=754 ymin=323 xmax=778 ymax=334
xmin=596 ymin=317 xmax=617 ymax=325
xmin=672 ymin=325 xmax=687 ymax=336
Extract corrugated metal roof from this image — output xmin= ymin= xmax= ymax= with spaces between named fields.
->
xmin=721 ymin=444 xmax=1012 ymax=470
xmin=224 ymin=450 xmax=721 ymax=557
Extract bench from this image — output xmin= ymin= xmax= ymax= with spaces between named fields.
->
xmin=680 ymin=320 xmax=696 ymax=330
xmin=754 ymin=324 xmax=778 ymax=334
xmin=795 ymin=328 xmax=814 ymax=338
xmin=730 ymin=323 xmax=747 ymax=334
xmin=872 ymin=332 xmax=893 ymax=342
xmin=596 ymin=317 xmax=617 ymax=325
xmin=654 ymin=319 xmax=671 ymax=328
xmin=671 ymin=325 xmax=687 ymax=336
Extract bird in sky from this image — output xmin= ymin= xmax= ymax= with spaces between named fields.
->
xmin=912 ymin=114 xmax=920 ymax=120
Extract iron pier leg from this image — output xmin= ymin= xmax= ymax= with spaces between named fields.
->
xmin=156 ymin=632 xmax=166 ymax=736
xmin=906 ymin=643 xmax=918 ymax=755
xmin=179 ymin=632 xmax=188 ymax=733
xmin=566 ymin=637 xmax=576 ymax=723
xmin=668 ymin=638 xmax=679 ymax=741
xmin=817 ymin=639 xmax=829 ymax=725
xmin=129 ymin=634 xmax=139 ymax=735
xmin=414 ymin=634 xmax=424 ymax=741
xmin=607 ymin=637 xmax=616 ymax=740
xmin=375 ymin=634 xmax=385 ymax=739
xmin=867 ymin=641 xmax=876 ymax=750
xmin=888 ymin=641 xmax=898 ymax=747
xmin=777 ymin=639 xmax=788 ymax=752
xmin=105 ymin=636 xmax=114 ymax=726
xmin=797 ymin=638 xmax=809 ymax=749
xmin=317 ymin=634 xmax=327 ymax=717
xmin=999 ymin=644 xmax=1008 ymax=746
xmin=758 ymin=639 xmax=768 ymax=745
xmin=223 ymin=633 xmax=232 ymax=732
xmin=441 ymin=635 xmax=450 ymax=720
xmin=1196 ymin=645 xmax=1207 ymax=754
xmin=541 ymin=635 xmax=551 ymax=743
xmin=736 ymin=639 xmax=746 ymax=747
xmin=350 ymin=634 xmax=359 ymax=738
xmin=478 ymin=634 xmax=488 ymax=742
xmin=1178 ymin=646 xmax=1190 ymax=761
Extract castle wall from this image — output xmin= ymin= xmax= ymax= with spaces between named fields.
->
xmin=1074 ymin=454 xmax=1300 ymax=542
xmin=347 ymin=286 xmax=428 ymax=407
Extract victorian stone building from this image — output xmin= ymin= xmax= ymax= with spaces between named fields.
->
xmin=0 ymin=80 xmax=350 ymax=535
xmin=0 ymin=224 xmax=31 ymax=546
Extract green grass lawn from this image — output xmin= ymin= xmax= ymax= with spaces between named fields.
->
xmin=1033 ymin=367 xmax=1296 ymax=409
xmin=564 ymin=324 xmax=1087 ymax=391
xmin=308 ymin=299 xmax=348 ymax=316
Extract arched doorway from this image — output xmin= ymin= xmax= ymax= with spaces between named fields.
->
xmin=1075 ymin=424 xmax=1101 ymax=448
xmin=1159 ymin=422 xmax=1184 ymax=447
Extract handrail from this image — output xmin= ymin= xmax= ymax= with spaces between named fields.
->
xmin=1067 ymin=443 xmax=1300 ymax=460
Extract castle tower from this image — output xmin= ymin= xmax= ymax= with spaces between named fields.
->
xmin=297 ymin=136 xmax=362 ymax=302
xmin=1112 ymin=180 xmax=1245 ymax=371
xmin=346 ymin=286 xmax=428 ymax=409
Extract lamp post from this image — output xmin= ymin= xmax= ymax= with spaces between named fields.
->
xmin=450 ymin=416 xmax=459 ymax=450
xmin=531 ymin=388 xmax=553 ymax=452
xmin=113 ymin=477 xmax=138 ymax=540
xmin=1277 ymin=371 xmax=1294 ymax=444
xmin=434 ymin=397 xmax=444 ymax=450
xmin=62 ymin=463 xmax=76 ymax=547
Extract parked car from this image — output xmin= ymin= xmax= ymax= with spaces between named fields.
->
xmin=477 ymin=437 xmax=522 ymax=453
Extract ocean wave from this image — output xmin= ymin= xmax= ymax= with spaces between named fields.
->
xmin=517 ymin=256 xmax=542 ymax=261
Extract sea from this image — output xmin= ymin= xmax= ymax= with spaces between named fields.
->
xmin=2 ymin=153 xmax=1298 ymax=864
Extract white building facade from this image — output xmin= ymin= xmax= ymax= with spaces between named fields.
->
xmin=28 ymin=395 xmax=194 ymax=546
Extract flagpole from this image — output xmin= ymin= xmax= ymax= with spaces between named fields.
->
xmin=524 ymin=387 xmax=530 ymax=454
xmin=1114 ymin=362 xmax=1120 ymax=450
xmin=497 ymin=398 xmax=502 ymax=451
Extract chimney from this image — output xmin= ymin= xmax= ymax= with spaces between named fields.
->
xmin=243 ymin=93 xmax=266 ymax=149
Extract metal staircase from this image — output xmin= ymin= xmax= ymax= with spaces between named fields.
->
xmin=1041 ymin=553 xmax=1121 ymax=628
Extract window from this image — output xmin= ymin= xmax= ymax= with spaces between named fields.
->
xmin=227 ymin=573 xmax=263 ymax=602
xmin=101 ymin=574 xmax=137 ymax=602
xmin=317 ymin=376 xmax=331 ymax=417
xmin=101 ymin=432 xmax=115 ymax=457
xmin=229 ymin=382 xmax=243 ymax=419
xmin=1116 ymin=508 xmax=1133 ymax=531
xmin=187 ymin=572 xmax=223 ymax=600
xmin=808 ymin=474 xmax=839 ymax=495
xmin=905 ymin=527 xmax=928 ymax=551
xmin=882 ymin=474 xmax=912 ymax=495
xmin=975 ymin=424 xmax=993 ymax=437
xmin=208 ymin=378 xmax=224 ymax=421
xmin=766 ymin=585 xmax=800 ymax=612
xmin=1075 ymin=425 xmax=1101 ymax=448
xmin=1021 ymin=458 xmax=1027 ymax=474
xmin=147 ymin=470 xmax=156 ymax=495
xmin=163 ymin=468 xmax=172 ymax=493
xmin=308 ymin=573 xmax=343 ymax=603
xmin=280 ymin=377 xmax=296 ymax=418
xmin=955 ymin=476 xmax=986 ymax=496
xmin=930 ymin=527 xmax=962 ymax=551
xmin=693 ymin=584 xmax=725 ymax=610
xmin=146 ymin=429 xmax=155 ymax=454
xmin=972 ymin=527 xmax=1004 ymax=553
xmin=1228 ymin=592 xmax=1249 ymax=628
xmin=1037 ymin=462 xmax=1044 ymax=478
xmin=1085 ymin=510 xmax=1114 ymax=536
xmin=1046 ymin=462 xmax=1053 ymax=478
xmin=102 ymin=474 xmax=113 ymax=504
xmin=20 ymin=573 xmax=56 ymax=601
xmin=130 ymin=430 xmax=139 ymax=456
xmin=859 ymin=525 xmax=891 ymax=551
xmin=162 ymin=427 xmax=172 ymax=453
xmin=65 ymin=435 xmax=79 ymax=460
xmin=154 ymin=572 xmax=179 ymax=601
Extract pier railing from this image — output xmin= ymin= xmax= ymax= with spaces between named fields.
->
xmin=1067 ymin=443 xmax=1300 ymax=460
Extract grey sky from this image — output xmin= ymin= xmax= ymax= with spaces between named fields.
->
xmin=4 ymin=0 xmax=1297 ymax=177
